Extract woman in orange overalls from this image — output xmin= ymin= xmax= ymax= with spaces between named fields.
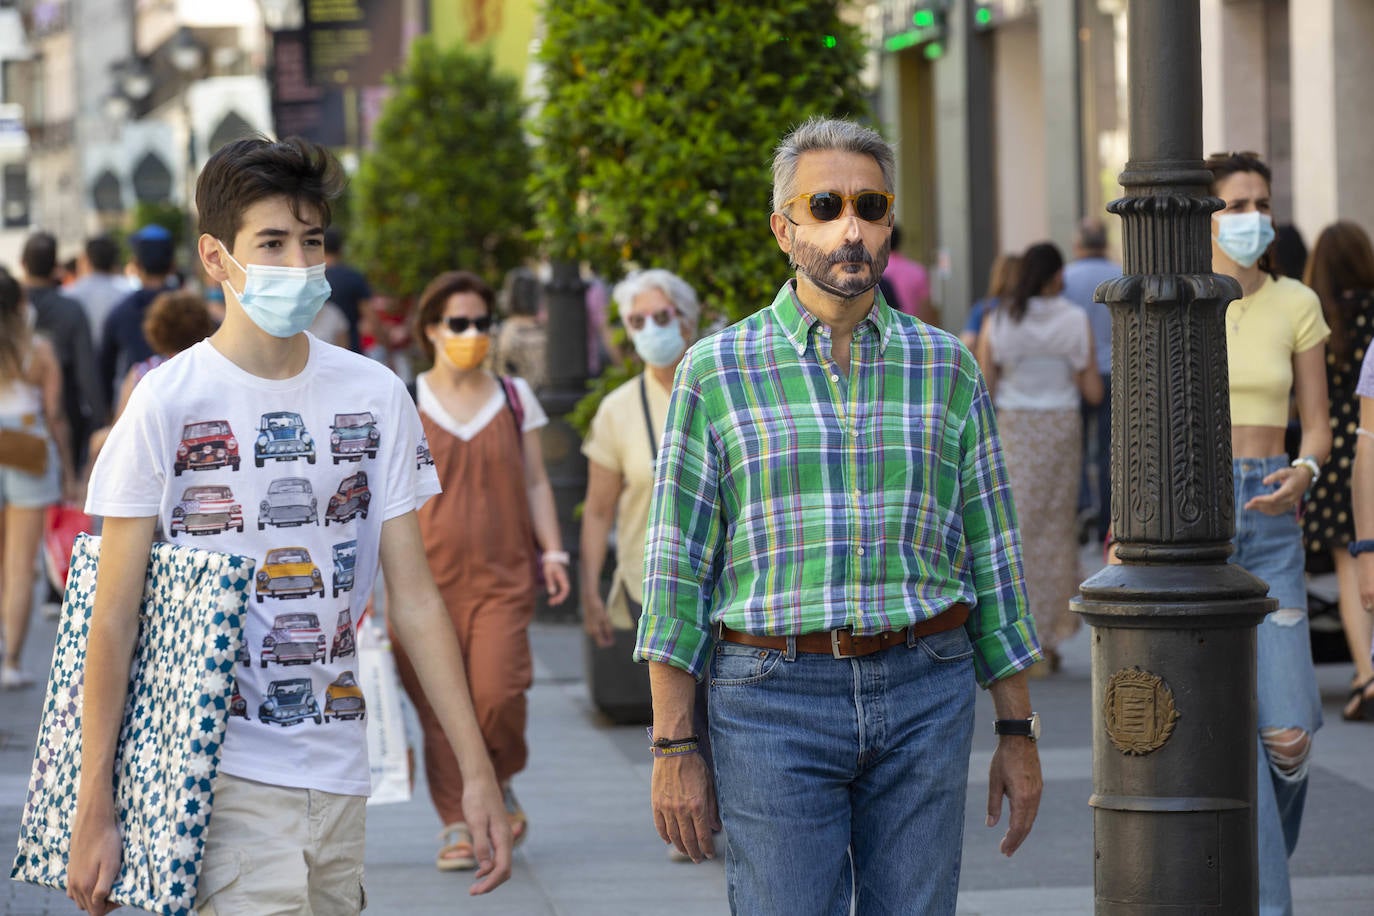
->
xmin=393 ymin=270 xmax=570 ymax=871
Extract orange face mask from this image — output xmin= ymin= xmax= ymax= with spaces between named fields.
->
xmin=440 ymin=334 xmax=490 ymax=371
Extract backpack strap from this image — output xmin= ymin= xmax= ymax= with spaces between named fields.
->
xmin=499 ymin=376 xmax=526 ymax=453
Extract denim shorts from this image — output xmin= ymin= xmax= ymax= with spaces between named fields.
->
xmin=1230 ymin=455 xmax=1322 ymax=734
xmin=0 ymin=415 xmax=60 ymax=509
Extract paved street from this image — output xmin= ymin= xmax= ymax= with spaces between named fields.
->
xmin=3 ymin=548 xmax=1373 ymax=914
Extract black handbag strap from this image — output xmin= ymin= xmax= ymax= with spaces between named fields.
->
xmin=640 ymin=375 xmax=657 ymax=462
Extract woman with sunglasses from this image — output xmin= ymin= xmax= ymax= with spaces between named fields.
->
xmin=398 ymin=269 xmax=571 ymax=872
xmin=1207 ymin=151 xmax=1329 ymax=916
xmin=975 ymin=241 xmax=1102 ymax=676
xmin=578 ymin=268 xmax=708 ymax=860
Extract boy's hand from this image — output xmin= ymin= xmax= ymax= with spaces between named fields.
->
xmin=67 ymin=805 xmax=124 ymax=915
xmin=460 ymin=777 xmax=513 ymax=894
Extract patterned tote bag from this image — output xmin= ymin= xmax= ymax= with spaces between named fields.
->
xmin=11 ymin=533 xmax=255 ymax=915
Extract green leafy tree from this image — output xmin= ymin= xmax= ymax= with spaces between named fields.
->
xmin=351 ymin=37 xmax=531 ymax=299
xmin=531 ymin=0 xmax=871 ymax=328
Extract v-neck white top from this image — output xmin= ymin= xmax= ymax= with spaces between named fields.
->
xmin=415 ymin=372 xmax=548 ymax=441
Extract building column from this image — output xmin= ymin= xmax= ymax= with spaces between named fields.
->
xmin=1039 ymin=0 xmax=1082 ymax=252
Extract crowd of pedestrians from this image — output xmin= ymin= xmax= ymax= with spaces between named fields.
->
xmin=3 ymin=120 xmax=1373 ymax=916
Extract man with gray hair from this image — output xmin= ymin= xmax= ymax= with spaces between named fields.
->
xmin=635 ymin=116 xmax=1044 ymax=913
xmin=1062 ymin=218 xmax=1120 ymax=543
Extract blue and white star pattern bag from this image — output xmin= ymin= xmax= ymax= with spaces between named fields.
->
xmin=10 ymin=533 xmax=254 ymax=915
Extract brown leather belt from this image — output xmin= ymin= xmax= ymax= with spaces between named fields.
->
xmin=717 ymin=604 xmax=969 ymax=659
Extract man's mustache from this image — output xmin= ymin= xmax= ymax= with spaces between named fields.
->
xmin=827 ymin=243 xmax=874 ymax=265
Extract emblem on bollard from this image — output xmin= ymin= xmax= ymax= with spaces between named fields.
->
xmin=1104 ymin=666 xmax=1180 ymax=755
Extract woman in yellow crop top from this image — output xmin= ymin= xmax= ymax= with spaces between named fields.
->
xmin=1209 ymin=151 xmax=1329 ymax=916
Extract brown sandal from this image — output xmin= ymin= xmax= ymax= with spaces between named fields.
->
xmin=503 ymin=784 xmax=529 ymax=847
xmin=436 ymin=822 xmax=476 ymax=871
xmin=1342 ymin=676 xmax=1374 ymax=722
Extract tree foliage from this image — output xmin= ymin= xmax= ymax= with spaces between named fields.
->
xmin=351 ymin=37 xmax=531 ymax=299
xmin=530 ymin=1 xmax=872 ymax=326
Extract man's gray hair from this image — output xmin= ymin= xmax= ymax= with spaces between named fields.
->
xmin=612 ymin=268 xmax=701 ymax=327
xmin=772 ymin=117 xmax=896 ymax=215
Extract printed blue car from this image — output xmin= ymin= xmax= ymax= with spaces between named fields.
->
xmin=254 ymin=411 xmax=316 ymax=468
xmin=331 ymin=539 xmax=357 ymax=598
xmin=258 ymin=677 xmax=322 ymax=726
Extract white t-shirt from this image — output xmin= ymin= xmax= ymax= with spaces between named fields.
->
xmin=86 ymin=334 xmax=440 ymax=796
xmin=984 ymin=295 xmax=1092 ymax=411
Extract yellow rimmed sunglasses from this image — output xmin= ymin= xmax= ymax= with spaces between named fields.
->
xmin=780 ymin=190 xmax=894 ymax=224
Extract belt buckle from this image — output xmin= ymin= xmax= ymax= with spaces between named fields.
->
xmin=831 ymin=628 xmax=854 ymax=659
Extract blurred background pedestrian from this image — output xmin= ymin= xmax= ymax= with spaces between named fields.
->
xmin=20 ymin=232 xmax=105 ymax=474
xmin=99 ymin=224 xmax=177 ymax=409
xmin=881 ymin=224 xmax=936 ymax=324
xmin=1208 ymin=150 xmax=1329 ymax=916
xmin=1275 ymin=223 xmax=1310 ymax=281
xmin=66 ymin=235 xmax=132 ymax=344
xmin=323 ymin=226 xmax=373 ymax=354
xmin=976 ymin=241 xmax=1102 ymax=675
xmin=488 ymin=266 xmax=548 ymax=392
xmin=397 ymin=270 xmax=570 ymax=872
xmin=0 ymin=266 xmax=72 ymax=689
xmin=1061 ymin=219 xmax=1120 ymax=545
xmin=959 ymin=252 xmax=1021 ymax=351
xmin=1300 ymin=221 xmax=1374 ymax=721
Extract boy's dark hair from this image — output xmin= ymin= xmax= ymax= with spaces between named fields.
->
xmin=85 ymin=235 xmax=120 ymax=273
xmin=21 ymin=232 xmax=58 ymax=280
xmin=197 ymin=135 xmax=346 ymax=252
xmin=413 ymin=270 xmax=495 ymax=363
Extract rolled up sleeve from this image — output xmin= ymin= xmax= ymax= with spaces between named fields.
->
xmin=958 ymin=374 xmax=1042 ymax=686
xmin=634 ymin=355 xmax=724 ymax=679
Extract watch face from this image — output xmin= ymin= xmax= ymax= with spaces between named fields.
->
xmin=1029 ymin=712 xmax=1041 ymax=741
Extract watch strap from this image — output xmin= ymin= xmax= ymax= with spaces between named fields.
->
xmin=993 ymin=717 xmax=1034 ymax=737
xmin=1348 ymin=539 xmax=1374 ymax=558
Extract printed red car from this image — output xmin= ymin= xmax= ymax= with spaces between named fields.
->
xmin=174 ymin=420 xmax=241 ymax=476
xmin=324 ymin=471 xmax=371 ymax=526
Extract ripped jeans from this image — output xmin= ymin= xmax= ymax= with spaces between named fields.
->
xmin=1231 ymin=456 xmax=1323 ymax=916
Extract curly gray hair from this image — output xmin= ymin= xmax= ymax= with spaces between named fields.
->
xmin=612 ymin=269 xmax=701 ymax=328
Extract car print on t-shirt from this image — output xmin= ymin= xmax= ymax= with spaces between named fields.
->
xmin=259 ymin=611 xmax=327 ymax=666
xmin=169 ymin=484 xmax=244 ymax=537
xmin=325 ymin=470 xmax=370 ymax=526
xmin=324 ymin=670 xmax=365 ymax=722
xmin=329 ymin=607 xmax=356 ymax=663
xmin=259 ymin=677 xmax=322 ymax=726
xmin=330 ymin=411 xmax=379 ymax=464
xmin=173 ymin=419 xmax=240 ymax=475
xmin=331 ymin=539 xmax=357 ymax=597
xmin=258 ymin=477 xmax=319 ymax=530
xmin=256 ymin=546 xmax=325 ymax=603
xmin=254 ymin=411 xmax=317 ymax=468
xmin=416 ymin=437 xmax=434 ymax=470
xmin=229 ymin=692 xmax=248 ymax=719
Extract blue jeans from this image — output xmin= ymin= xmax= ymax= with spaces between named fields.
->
xmin=708 ymin=624 xmax=976 ymax=916
xmin=1230 ymin=456 xmax=1323 ymax=916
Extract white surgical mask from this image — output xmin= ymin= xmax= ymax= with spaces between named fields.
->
xmin=221 ymin=245 xmax=332 ymax=338
xmin=631 ymin=320 xmax=687 ymax=368
xmin=1214 ymin=211 xmax=1275 ymax=269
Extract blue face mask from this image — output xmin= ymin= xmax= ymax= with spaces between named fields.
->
xmin=221 ymin=246 xmax=332 ymax=338
xmin=1214 ymin=211 xmax=1275 ymax=269
xmin=631 ymin=319 xmax=687 ymax=368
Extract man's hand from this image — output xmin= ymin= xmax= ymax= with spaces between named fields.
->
xmin=67 ymin=804 xmax=124 ymax=915
xmin=460 ymin=776 xmax=514 ymax=895
xmin=581 ymin=592 xmax=615 ymax=648
xmin=986 ymin=736 xmax=1042 ymax=856
xmin=651 ymin=753 xmax=720 ymax=863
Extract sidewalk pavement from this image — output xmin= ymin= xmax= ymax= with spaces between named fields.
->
xmin=4 ymin=547 xmax=1373 ymax=914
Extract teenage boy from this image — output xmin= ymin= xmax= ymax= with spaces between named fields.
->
xmin=67 ymin=136 xmax=511 ymax=915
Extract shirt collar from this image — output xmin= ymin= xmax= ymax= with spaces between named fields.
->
xmin=769 ymin=280 xmax=894 ymax=356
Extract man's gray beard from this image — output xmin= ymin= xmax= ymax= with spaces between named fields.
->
xmin=790 ymin=237 xmax=889 ymax=301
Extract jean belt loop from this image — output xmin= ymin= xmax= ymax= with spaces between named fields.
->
xmin=784 ymin=635 xmax=797 ymax=662
xmin=906 ymin=625 xmax=919 ymax=649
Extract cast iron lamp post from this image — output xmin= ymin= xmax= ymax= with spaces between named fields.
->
xmin=1071 ymin=0 xmax=1271 ymax=910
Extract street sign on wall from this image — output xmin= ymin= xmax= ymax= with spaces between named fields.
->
xmin=305 ymin=0 xmax=403 ymax=89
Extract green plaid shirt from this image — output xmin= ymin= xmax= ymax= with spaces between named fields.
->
xmin=635 ymin=282 xmax=1040 ymax=686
